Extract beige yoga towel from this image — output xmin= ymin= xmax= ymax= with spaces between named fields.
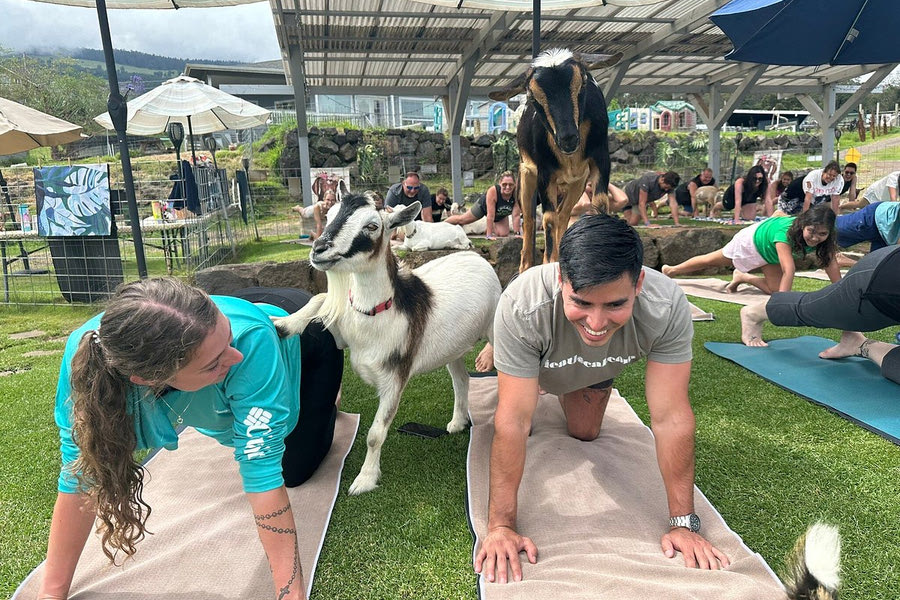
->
xmin=689 ymin=301 xmax=715 ymax=321
xmin=674 ymin=278 xmax=769 ymax=305
xmin=13 ymin=412 xmax=359 ymax=600
xmin=794 ymin=269 xmax=847 ymax=281
xmin=466 ymin=376 xmax=787 ymax=599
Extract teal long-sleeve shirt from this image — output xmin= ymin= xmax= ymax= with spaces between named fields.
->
xmin=55 ymin=296 xmax=302 ymax=494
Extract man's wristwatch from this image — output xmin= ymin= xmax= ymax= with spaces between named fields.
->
xmin=669 ymin=513 xmax=701 ymax=533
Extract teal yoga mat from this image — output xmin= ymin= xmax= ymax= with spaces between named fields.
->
xmin=705 ymin=336 xmax=900 ymax=445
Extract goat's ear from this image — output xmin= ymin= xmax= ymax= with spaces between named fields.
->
xmin=489 ymin=70 xmax=531 ymax=102
xmin=577 ymin=51 xmax=623 ymax=71
xmin=386 ymin=201 xmax=422 ymax=229
xmin=338 ymin=179 xmax=351 ymax=196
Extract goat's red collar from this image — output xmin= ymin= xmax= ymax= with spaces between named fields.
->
xmin=349 ymin=291 xmax=393 ymax=316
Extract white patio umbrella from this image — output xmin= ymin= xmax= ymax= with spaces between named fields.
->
xmin=0 ymin=96 xmax=83 ymax=156
xmin=93 ymin=75 xmax=270 ymax=137
xmin=28 ymin=0 xmax=263 ymax=278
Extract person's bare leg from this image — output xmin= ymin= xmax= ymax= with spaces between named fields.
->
xmin=836 ymin=252 xmax=858 ymax=268
xmin=559 ymin=386 xmax=612 ymax=441
xmin=475 ymin=342 xmax=494 ymax=372
xmin=445 ymin=211 xmax=476 ymax=226
xmin=729 ymin=264 xmax=779 ymax=294
xmin=819 ymin=331 xmax=868 ymax=359
xmin=740 ymin=302 xmax=769 ymax=347
xmin=662 ymin=250 xmax=730 ymax=277
xmin=725 ymin=269 xmax=757 ymax=293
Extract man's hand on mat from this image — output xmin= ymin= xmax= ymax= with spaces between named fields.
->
xmin=661 ymin=529 xmax=730 ymax=570
xmin=474 ymin=526 xmax=538 ymax=583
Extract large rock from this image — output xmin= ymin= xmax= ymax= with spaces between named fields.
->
xmin=194 ymin=263 xmax=272 ymax=295
xmin=257 ymin=260 xmax=328 ymax=293
xmin=198 ymin=226 xmax=760 ymax=295
xmin=651 ymin=227 xmax=735 ymax=270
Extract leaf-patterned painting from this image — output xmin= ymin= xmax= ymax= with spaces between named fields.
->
xmin=34 ymin=164 xmax=111 ymax=236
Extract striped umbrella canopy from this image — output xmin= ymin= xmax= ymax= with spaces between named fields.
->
xmin=0 ymin=96 xmax=83 ymax=156
xmin=94 ymin=75 xmax=270 ymax=136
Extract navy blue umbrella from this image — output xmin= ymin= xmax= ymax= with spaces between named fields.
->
xmin=711 ymin=0 xmax=900 ymax=66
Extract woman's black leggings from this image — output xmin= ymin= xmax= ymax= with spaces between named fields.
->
xmin=765 ymin=246 xmax=900 ymax=384
xmin=231 ymin=287 xmax=344 ymax=487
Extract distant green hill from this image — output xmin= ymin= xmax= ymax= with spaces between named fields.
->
xmin=25 ymin=48 xmax=245 ymax=89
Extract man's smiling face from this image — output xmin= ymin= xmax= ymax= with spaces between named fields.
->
xmin=560 ymin=271 xmax=644 ymax=347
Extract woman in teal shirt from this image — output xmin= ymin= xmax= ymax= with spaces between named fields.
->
xmin=39 ymin=278 xmax=342 ymax=600
xmin=662 ymin=204 xmax=841 ymax=293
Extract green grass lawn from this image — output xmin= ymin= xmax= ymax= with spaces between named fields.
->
xmin=1 ymin=272 xmax=899 ymax=599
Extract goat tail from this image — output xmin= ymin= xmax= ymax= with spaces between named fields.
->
xmin=782 ymin=522 xmax=841 ymax=600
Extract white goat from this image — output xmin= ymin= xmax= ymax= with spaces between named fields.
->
xmin=450 ymin=202 xmax=487 ymax=235
xmin=273 ymin=192 xmax=501 ymax=495
xmin=393 ymin=203 xmax=472 ymax=251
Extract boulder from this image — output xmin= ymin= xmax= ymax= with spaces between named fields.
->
xmin=257 ymin=260 xmax=328 ymax=293
xmin=651 ymin=227 xmax=735 ymax=272
xmin=194 ymin=262 xmax=271 ymax=295
xmin=338 ymin=142 xmax=357 ymax=162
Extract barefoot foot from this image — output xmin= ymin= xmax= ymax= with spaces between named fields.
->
xmin=740 ymin=304 xmax=768 ymax=347
xmin=475 ymin=342 xmax=495 ymax=372
xmin=725 ymin=270 xmax=752 ymax=293
xmin=819 ymin=331 xmax=867 ymax=359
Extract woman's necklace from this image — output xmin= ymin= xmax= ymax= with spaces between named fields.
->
xmin=158 ymin=393 xmax=195 ymax=426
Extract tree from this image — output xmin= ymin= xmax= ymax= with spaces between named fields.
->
xmin=0 ymin=49 xmax=108 ymax=134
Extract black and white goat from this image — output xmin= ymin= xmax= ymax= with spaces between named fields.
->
xmin=491 ymin=48 xmax=618 ymax=272
xmin=273 ymin=192 xmax=501 ymax=494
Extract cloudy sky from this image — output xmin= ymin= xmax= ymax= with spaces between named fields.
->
xmin=0 ymin=0 xmax=281 ymax=63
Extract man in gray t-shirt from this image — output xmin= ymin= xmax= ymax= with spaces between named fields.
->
xmin=622 ymin=171 xmax=680 ymax=227
xmin=474 ymin=214 xmax=728 ymax=585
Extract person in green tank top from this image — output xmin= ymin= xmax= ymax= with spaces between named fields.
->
xmin=662 ymin=204 xmax=841 ymax=293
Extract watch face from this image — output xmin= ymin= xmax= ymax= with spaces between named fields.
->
xmin=689 ymin=513 xmax=701 ymax=532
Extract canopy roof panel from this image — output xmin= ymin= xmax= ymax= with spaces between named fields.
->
xmin=267 ymin=0 xmax=897 ymax=98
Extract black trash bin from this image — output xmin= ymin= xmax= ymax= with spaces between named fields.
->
xmin=49 ymin=232 xmax=124 ymax=303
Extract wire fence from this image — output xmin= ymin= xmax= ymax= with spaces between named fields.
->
xmin=3 ymin=133 xmax=899 ymax=306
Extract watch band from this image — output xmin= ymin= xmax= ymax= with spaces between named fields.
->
xmin=669 ymin=513 xmax=701 ymax=532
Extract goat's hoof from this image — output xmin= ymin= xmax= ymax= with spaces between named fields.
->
xmin=270 ymin=315 xmax=306 ymax=338
xmin=446 ymin=418 xmax=468 ymax=434
xmin=348 ymin=472 xmax=379 ymax=495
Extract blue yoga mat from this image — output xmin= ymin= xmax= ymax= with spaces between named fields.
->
xmin=705 ymin=336 xmax=900 ymax=444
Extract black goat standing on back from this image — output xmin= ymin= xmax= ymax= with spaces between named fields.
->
xmin=492 ymin=48 xmax=619 ymax=272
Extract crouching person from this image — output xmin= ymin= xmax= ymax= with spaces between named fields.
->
xmin=474 ymin=214 xmax=729 ymax=583
xmin=38 ymin=279 xmax=342 ymax=600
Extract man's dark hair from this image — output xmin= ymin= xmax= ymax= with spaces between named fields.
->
xmin=660 ymin=171 xmax=680 ymax=188
xmin=405 ymin=171 xmax=420 ymax=181
xmin=559 ymin=213 xmax=644 ymax=290
xmin=844 ymin=162 xmax=857 ymax=171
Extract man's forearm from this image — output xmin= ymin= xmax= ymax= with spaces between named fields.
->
xmin=651 ymin=420 xmax=696 ymax=518
xmin=486 ymin=427 xmax=528 ymax=530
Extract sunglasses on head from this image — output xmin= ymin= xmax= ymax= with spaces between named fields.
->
xmin=405 ymin=185 xmax=420 ymax=191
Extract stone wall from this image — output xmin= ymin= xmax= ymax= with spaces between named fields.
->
xmin=267 ymin=127 xmax=822 ymax=186
xmin=193 ymin=226 xmax=824 ymax=297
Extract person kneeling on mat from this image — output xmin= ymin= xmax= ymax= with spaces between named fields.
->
xmin=740 ymin=245 xmax=900 ymax=385
xmin=475 ymin=214 xmax=729 ymax=584
xmin=38 ymin=278 xmax=342 ymax=600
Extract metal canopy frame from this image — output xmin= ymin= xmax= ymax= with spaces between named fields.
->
xmin=266 ymin=0 xmax=898 ymax=197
